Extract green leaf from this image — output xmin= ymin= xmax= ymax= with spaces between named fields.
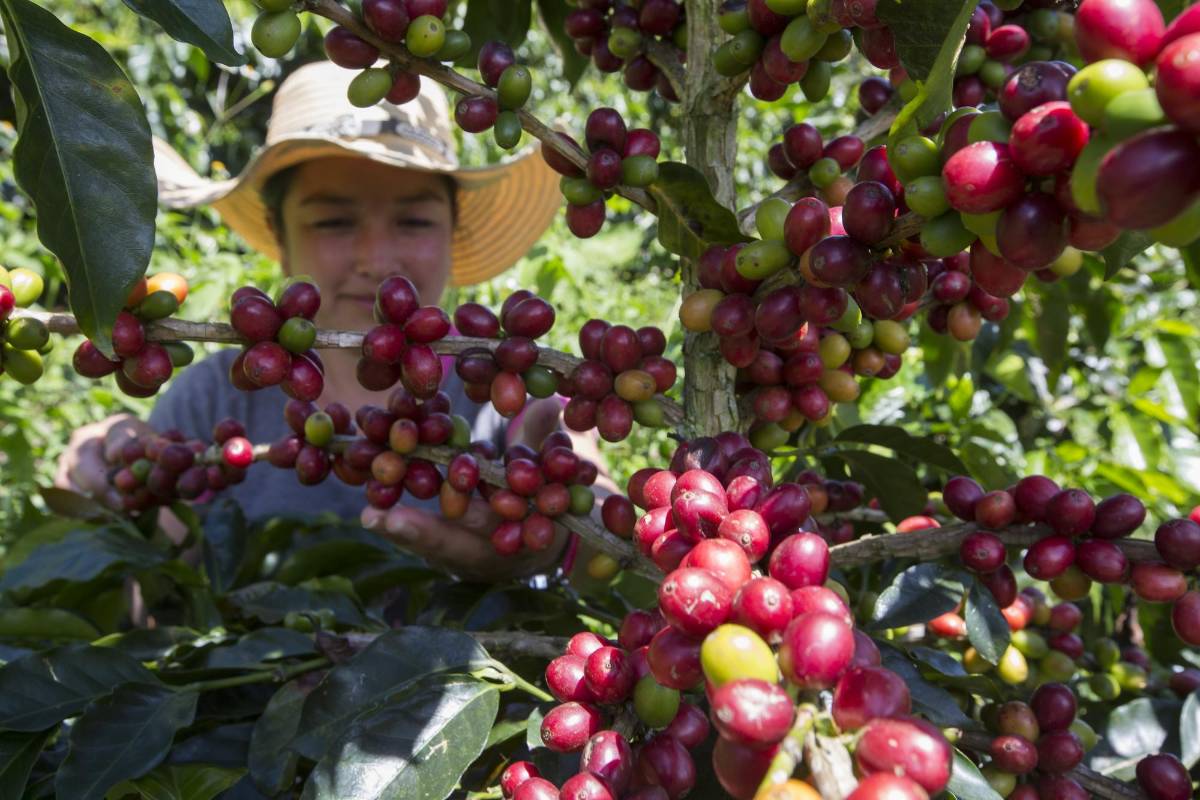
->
xmin=0 ymin=729 xmax=52 ymax=800
xmin=1102 ymin=231 xmax=1154 ymax=279
xmin=534 ymin=0 xmax=589 ymax=86
xmin=834 ymin=424 xmax=968 ymax=473
xmin=832 ymin=450 xmax=927 ymax=522
xmin=946 ymin=748 xmax=1003 ymax=800
xmin=291 ymin=627 xmax=492 ymax=761
xmin=56 ymin=684 xmax=198 ymax=800
xmin=0 ymin=607 xmax=99 ymax=641
xmin=0 ymin=644 xmax=156 ymax=731
xmin=1105 ymin=697 xmax=1180 ymax=759
xmin=648 ymin=163 xmax=749 ymax=261
xmin=0 ymin=0 xmax=155 ymax=352
xmin=910 ymin=645 xmax=968 ymax=676
xmin=0 ymin=528 xmax=166 ymax=594
xmin=525 ymin=706 xmax=546 ymax=751
xmin=107 ymin=764 xmax=245 ymax=800
xmin=200 ymin=627 xmax=314 ymax=669
xmin=880 ymin=0 xmax=976 ymax=141
xmin=1181 ymin=690 xmax=1200 ymax=769
xmin=485 ymin=716 xmax=530 ymax=749
xmin=119 ymin=0 xmax=244 ymax=66
xmin=461 ymin=0 xmax=532 ymax=65
xmin=225 ymin=581 xmax=369 ymax=628
xmin=878 ymin=643 xmax=973 ymax=728
xmin=964 ymin=579 xmax=1010 ymax=665
xmin=201 ymin=500 xmax=247 ymax=596
xmin=1159 ymin=334 xmax=1200 ymax=424
xmin=1032 ymin=281 xmax=1069 ymax=384
xmin=248 ymin=680 xmax=307 ymax=796
xmin=871 ymin=564 xmax=965 ymax=630
xmin=301 ymin=677 xmax=499 ymax=800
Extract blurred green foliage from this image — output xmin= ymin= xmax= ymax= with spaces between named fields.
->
xmin=0 ymin=0 xmax=1196 ymax=541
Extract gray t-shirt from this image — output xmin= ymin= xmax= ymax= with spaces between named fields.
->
xmin=148 ymin=349 xmax=507 ymax=521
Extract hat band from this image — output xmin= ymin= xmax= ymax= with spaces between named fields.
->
xmin=281 ymin=114 xmax=457 ymax=163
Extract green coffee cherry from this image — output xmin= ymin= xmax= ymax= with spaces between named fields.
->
xmin=847 ymin=320 xmax=874 ymax=350
xmin=561 ymin=176 xmax=602 ymax=206
xmin=634 ymin=675 xmax=680 ymax=728
xmin=904 ymin=176 xmax=950 ymax=218
xmin=718 ymin=3 xmax=750 ymax=34
xmin=493 ymin=111 xmax=522 ymax=150
xmin=967 ymin=111 xmax=1012 ymax=144
xmin=608 ymin=27 xmax=643 ymax=60
xmin=1103 ymin=88 xmax=1166 ymax=140
xmin=728 ymin=29 xmax=766 ymax=67
xmin=1011 ymin=629 xmax=1049 ymax=659
xmin=1089 ymin=672 xmax=1121 ymax=700
xmin=406 ymin=15 xmax=445 ymax=58
xmin=815 ymin=27 xmax=852 ymax=59
xmin=1093 ymin=638 xmax=1120 ymax=671
xmin=735 ymin=240 xmax=793 ymax=280
xmin=283 ymin=611 xmax=313 ymax=632
xmin=435 ymin=29 xmax=471 ymax=62
xmin=808 ymin=157 xmax=841 ymax=188
xmin=620 ymin=155 xmax=659 ymax=188
xmin=780 ymin=16 xmax=827 ymax=62
xmin=1 ymin=344 xmax=43 ymax=384
xmin=568 ymin=484 xmax=595 ymax=516
xmin=807 ymin=0 xmax=842 ymax=34
xmin=163 ymin=342 xmax=194 ymax=368
xmin=1112 ymin=661 xmax=1148 ymax=692
xmin=873 ymin=320 xmax=909 ymax=355
xmin=800 ymin=60 xmax=832 ymax=101
xmin=1070 ymin=136 xmax=1111 ymax=216
xmin=278 ymin=316 xmax=317 ymax=354
xmin=136 ymin=290 xmax=180 ymax=321
xmin=755 ymin=197 xmax=792 ymax=242
xmin=1039 ymin=650 xmax=1076 ymax=682
xmin=997 ymin=645 xmax=1030 ymax=685
xmin=957 ymin=44 xmax=986 ymax=75
xmin=713 ymin=40 xmax=748 ymax=76
xmin=978 ymin=59 xmax=1009 ymax=89
xmin=251 ymin=11 xmax=301 ymax=59
xmin=9 ymin=269 xmax=43 ymax=306
xmin=981 ymin=767 xmax=1017 ymax=798
xmin=497 ymin=65 xmax=532 ymax=110
xmin=831 ymin=299 xmax=862 ymax=333
xmin=1068 ymin=58 xmax=1150 ymax=126
xmin=348 ymin=68 xmax=393 ymax=108
xmin=920 ymin=212 xmax=976 ymax=257
xmin=701 ymin=624 xmax=778 ymax=687
xmin=749 ymin=421 xmax=789 ymax=452
xmin=305 ymin=411 xmax=335 ymax=447
xmin=448 ymin=415 xmax=472 ymax=449
xmin=130 ymin=458 xmax=152 ymax=482
xmin=523 ymin=365 xmax=558 ymax=398
xmin=1149 ymin=198 xmax=1200 ymax=247
xmin=632 ymin=399 xmax=666 ymax=428
xmin=4 ymin=317 xmax=48 ymax=351
xmin=1071 ymin=718 xmax=1098 ymax=752
xmin=891 ymin=136 xmax=942 ymax=181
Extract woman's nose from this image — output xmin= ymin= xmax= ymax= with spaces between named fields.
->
xmin=353 ymin=218 xmax=400 ymax=277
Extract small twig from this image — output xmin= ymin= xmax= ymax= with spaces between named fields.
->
xmin=758 ymin=703 xmax=818 ymax=792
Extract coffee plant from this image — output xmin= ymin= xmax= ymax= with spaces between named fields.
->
xmin=0 ymin=0 xmax=1198 ymax=799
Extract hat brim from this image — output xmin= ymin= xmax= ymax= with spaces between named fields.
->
xmin=153 ymin=134 xmax=563 ymax=286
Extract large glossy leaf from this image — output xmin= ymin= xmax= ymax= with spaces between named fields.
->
xmin=649 ymin=163 xmax=749 ymax=261
xmin=946 ymin=748 xmax=1003 ymax=800
xmin=534 ymin=0 xmax=589 ymax=85
xmin=0 ymin=644 xmax=155 ymax=731
xmin=202 ymin=500 xmax=247 ymax=596
xmin=964 ymin=579 xmax=1010 ymax=665
xmin=119 ymin=0 xmax=244 ymax=66
xmin=1105 ymin=697 xmax=1180 ymax=758
xmin=833 ymin=450 xmax=927 ymax=522
xmin=107 ymin=764 xmax=245 ymax=800
xmin=0 ymin=528 xmax=165 ymax=594
xmin=301 ymin=677 xmax=499 ymax=800
xmin=248 ymin=680 xmax=307 ymax=796
xmin=1031 ymin=281 xmax=1069 ymax=384
xmin=225 ymin=581 xmax=369 ymax=628
xmin=460 ymin=0 xmax=532 ymax=64
xmin=871 ymin=564 xmax=965 ymax=630
xmin=0 ymin=607 xmax=99 ymax=641
xmin=291 ymin=627 xmax=491 ymax=761
xmin=200 ymin=627 xmax=314 ymax=670
xmin=879 ymin=0 xmax=976 ymax=141
xmin=55 ymin=684 xmax=198 ymax=800
xmin=0 ymin=729 xmax=51 ymax=800
xmin=878 ymin=643 xmax=973 ymax=728
xmin=0 ymin=0 xmax=154 ymax=352
xmin=1102 ymin=231 xmax=1154 ymax=279
xmin=1180 ymin=690 xmax=1200 ymax=769
xmin=834 ymin=424 xmax=967 ymax=473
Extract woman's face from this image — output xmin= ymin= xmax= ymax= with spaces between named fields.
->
xmin=276 ymin=156 xmax=454 ymax=331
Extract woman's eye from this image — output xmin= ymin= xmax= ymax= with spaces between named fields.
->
xmin=314 ymin=218 xmax=351 ymax=229
xmin=398 ymin=218 xmax=432 ymax=227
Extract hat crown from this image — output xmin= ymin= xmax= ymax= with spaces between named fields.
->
xmin=265 ymin=60 xmax=458 ymax=167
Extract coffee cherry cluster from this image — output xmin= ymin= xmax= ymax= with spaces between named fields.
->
xmin=561 ymin=317 xmax=675 ymax=443
xmin=73 ymin=272 xmax=193 ymax=397
xmin=945 ymin=474 xmax=1200 ymax=648
xmin=479 ymin=433 xmax=599 ymax=558
xmin=229 ymin=281 xmax=325 ymax=402
xmin=0 ymin=266 xmax=48 ymax=385
xmin=358 ymin=275 xmax=451 ymax=398
xmin=543 ymin=107 xmax=662 ymax=239
xmin=451 ymin=40 xmax=535 ymax=144
xmin=261 ymin=398 xmax=357 ymax=486
xmin=714 ymin=0 xmax=890 ymax=106
xmin=562 ymin=0 xmax=686 ymax=102
xmin=452 ymin=289 xmax=558 ymax=418
xmin=107 ymin=420 xmax=250 ymax=513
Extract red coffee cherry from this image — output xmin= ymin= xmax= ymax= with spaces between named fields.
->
xmin=778 ymin=611 xmax=854 ymax=690
xmin=854 ymin=716 xmax=952 ymax=794
xmin=540 ymin=702 xmax=604 ymax=752
xmin=584 ymin=646 xmax=636 ymax=705
xmin=634 ymin=734 xmax=695 ymax=800
xmin=1136 ymin=753 xmax=1193 ymax=800
xmin=657 ymin=568 xmax=733 ymax=637
xmin=646 ymin=626 xmax=703 ymax=691
xmin=768 ymin=532 xmax=830 ymax=590
xmin=732 ymin=577 xmax=793 ymax=642
xmin=500 ymin=761 xmax=540 ymax=799
xmin=846 ymin=774 xmax=929 ymax=800
xmin=222 ymin=437 xmax=254 ymax=469
xmin=990 ymin=734 xmax=1039 ymax=775
xmin=832 ymin=666 xmax=912 ymax=731
xmin=708 ymin=678 xmax=794 ymax=747
xmin=580 ymin=729 xmax=633 ymax=794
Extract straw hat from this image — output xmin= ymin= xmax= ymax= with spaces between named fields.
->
xmin=153 ymin=60 xmax=562 ymax=286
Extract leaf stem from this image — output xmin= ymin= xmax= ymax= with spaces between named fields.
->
xmin=174 ymin=656 xmax=328 ymax=693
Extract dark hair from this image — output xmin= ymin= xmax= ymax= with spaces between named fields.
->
xmin=260 ymin=165 xmax=459 ymax=244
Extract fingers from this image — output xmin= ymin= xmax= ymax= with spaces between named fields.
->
xmin=102 ymin=415 xmax=151 ymax=462
xmin=65 ymin=438 xmax=110 ymax=497
xmin=510 ymin=397 xmax=563 ymax=449
xmin=378 ymin=506 xmax=498 ymax=580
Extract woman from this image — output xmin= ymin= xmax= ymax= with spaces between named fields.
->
xmin=57 ymin=61 xmax=609 ymax=581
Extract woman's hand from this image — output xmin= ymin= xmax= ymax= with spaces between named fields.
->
xmin=54 ymin=414 xmax=155 ymax=508
xmin=361 ymin=497 xmax=568 ymax=582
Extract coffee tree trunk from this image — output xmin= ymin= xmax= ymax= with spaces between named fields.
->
xmin=680 ymin=0 xmax=742 ymax=438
